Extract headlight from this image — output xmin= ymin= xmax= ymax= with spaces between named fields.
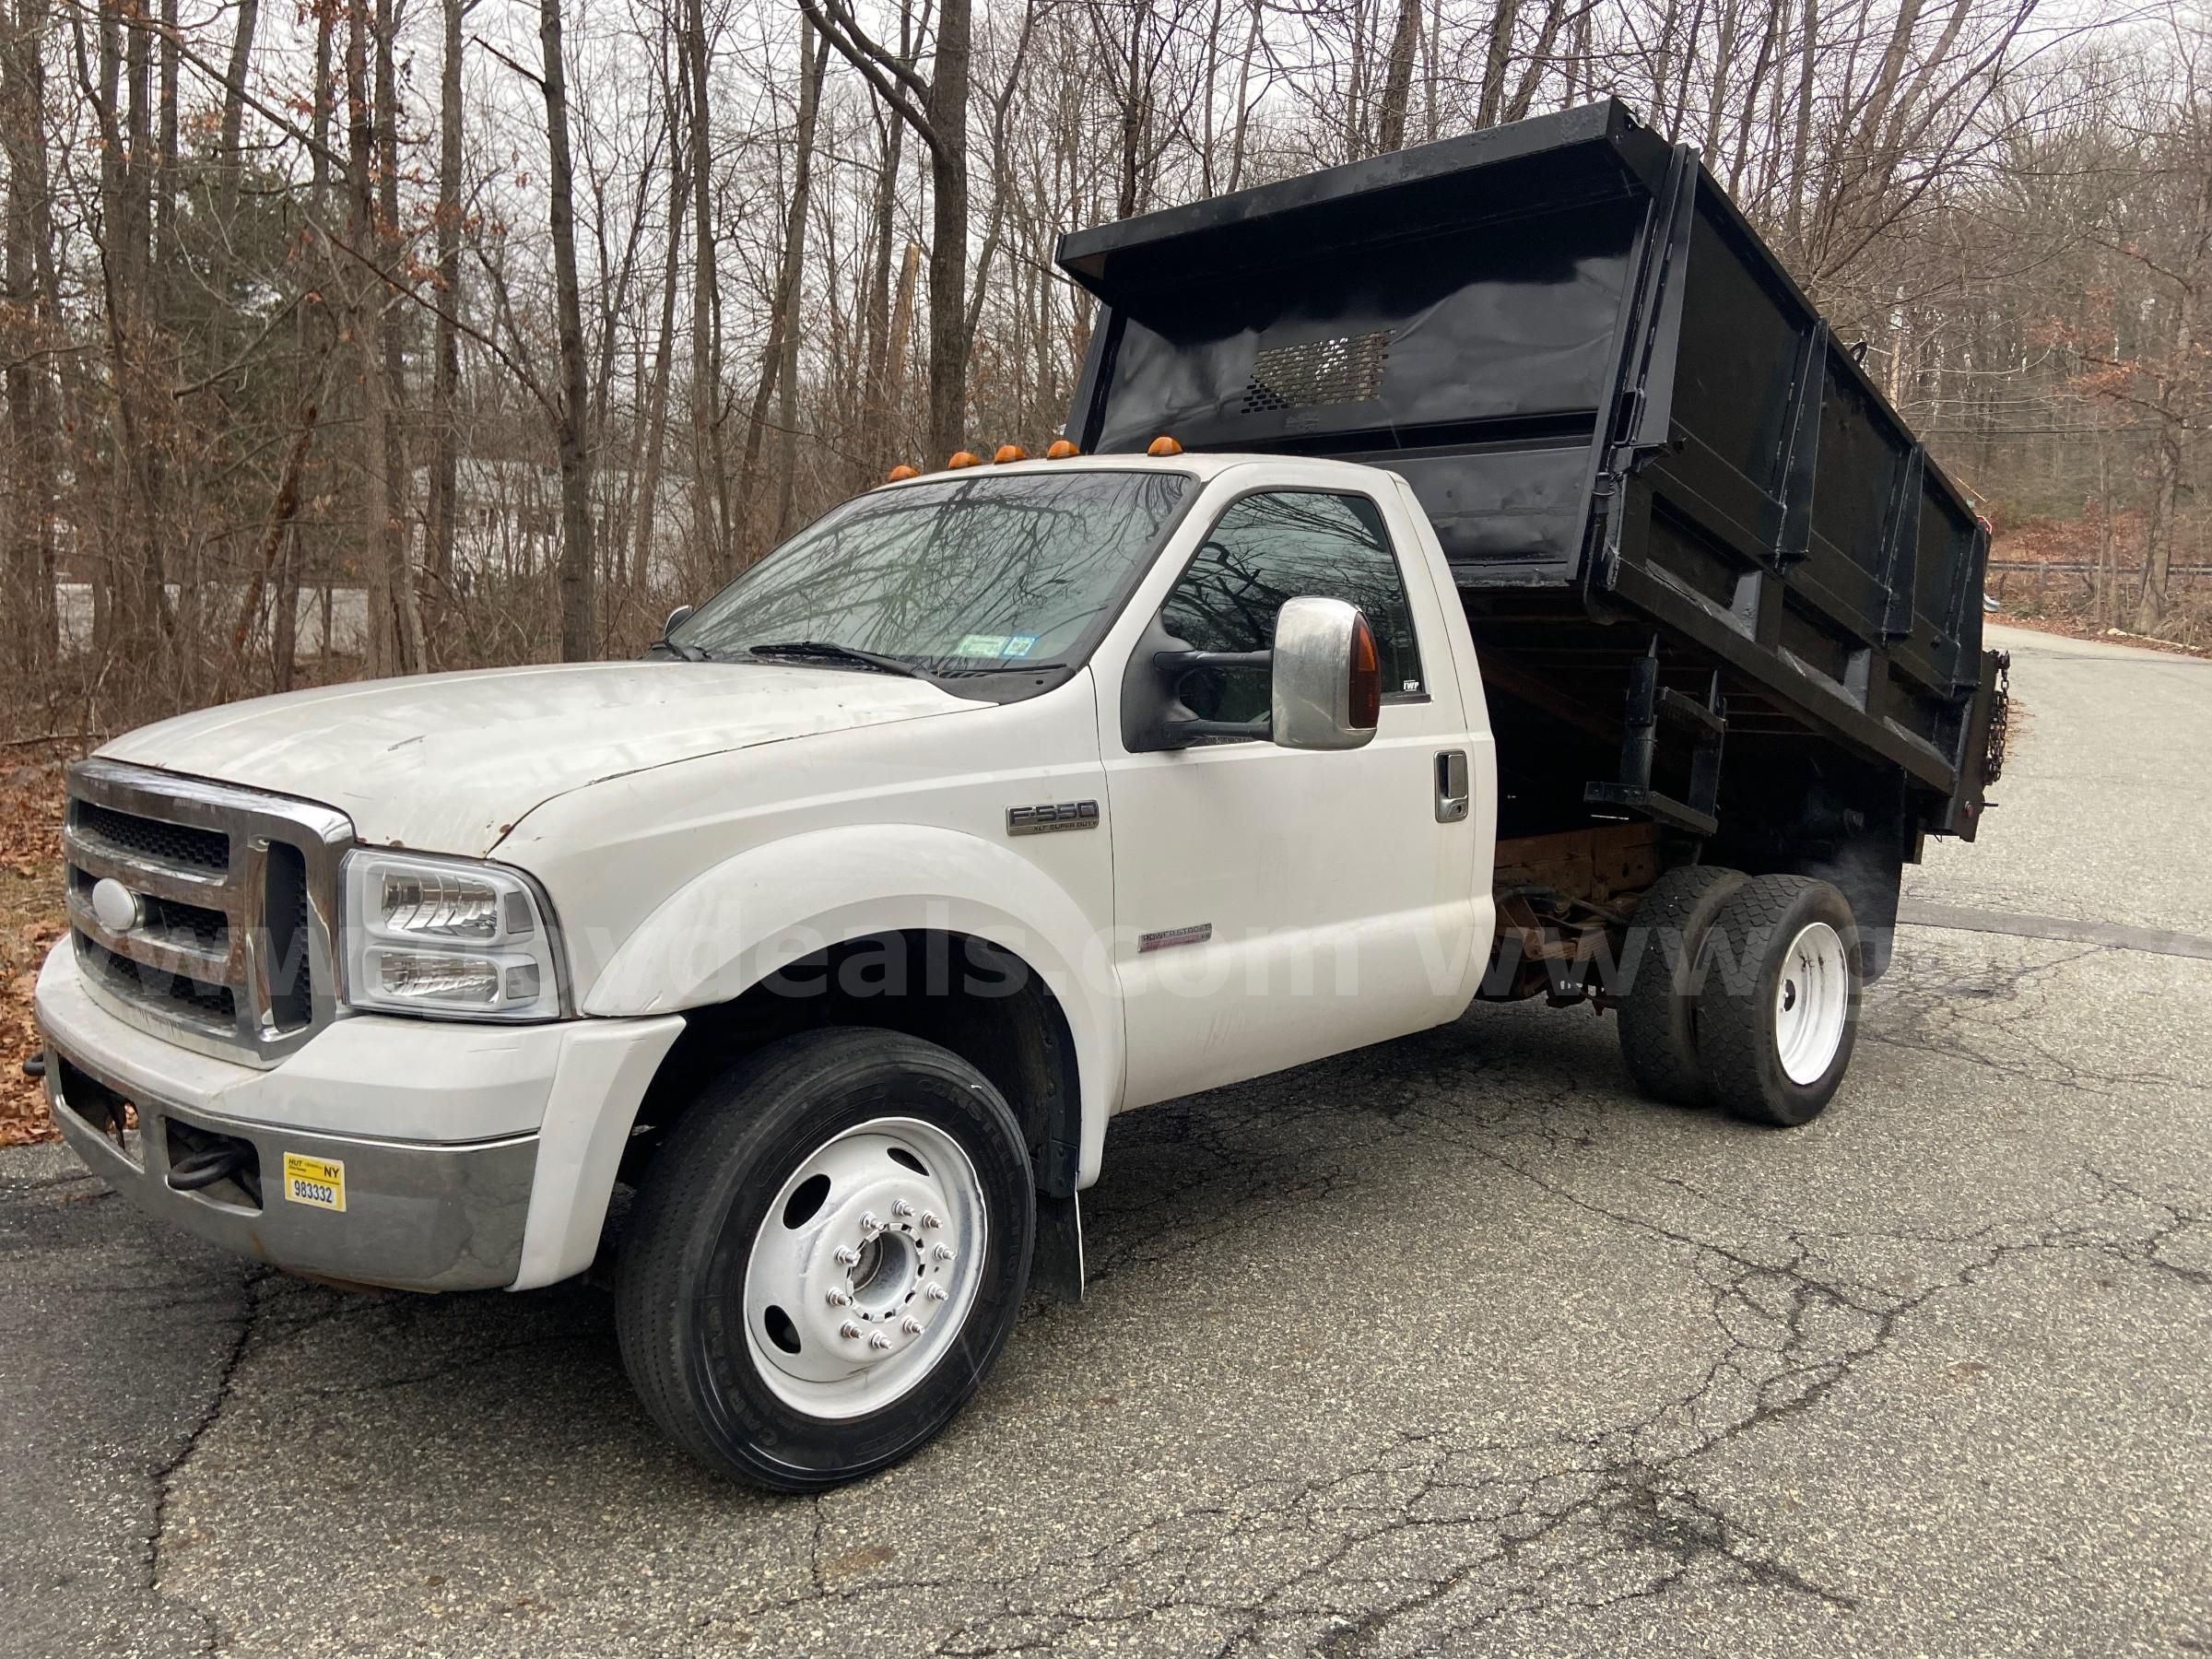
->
xmin=341 ymin=850 xmax=565 ymax=1020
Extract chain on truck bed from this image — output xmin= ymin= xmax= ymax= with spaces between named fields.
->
xmin=1984 ymin=653 xmax=2011 ymax=786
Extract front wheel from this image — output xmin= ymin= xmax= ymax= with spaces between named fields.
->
xmin=616 ymin=1028 xmax=1035 ymax=1490
xmin=1693 ymin=876 xmax=1861 ymax=1127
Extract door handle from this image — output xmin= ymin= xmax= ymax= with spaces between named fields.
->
xmin=1435 ymin=749 xmax=1470 ymax=823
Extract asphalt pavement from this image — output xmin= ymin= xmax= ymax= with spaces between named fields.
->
xmin=4 ymin=621 xmax=2208 ymax=1656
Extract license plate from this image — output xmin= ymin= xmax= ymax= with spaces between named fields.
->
xmin=281 ymin=1152 xmax=347 ymax=1212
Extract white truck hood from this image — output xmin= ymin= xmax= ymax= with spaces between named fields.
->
xmin=98 ymin=661 xmax=985 ymax=854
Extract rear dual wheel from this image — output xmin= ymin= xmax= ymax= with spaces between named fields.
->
xmin=1617 ymin=865 xmax=1747 ymax=1106
xmin=1617 ymin=870 xmax=1860 ymax=1126
xmin=1695 ymin=876 xmax=1860 ymax=1126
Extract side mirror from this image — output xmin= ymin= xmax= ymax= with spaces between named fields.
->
xmin=1270 ymin=595 xmax=1380 ymax=751
xmin=1119 ymin=594 xmax=1381 ymax=753
xmin=662 ymin=604 xmax=695 ymax=638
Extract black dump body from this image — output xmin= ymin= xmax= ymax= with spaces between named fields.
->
xmin=1058 ymin=99 xmax=2007 ymax=896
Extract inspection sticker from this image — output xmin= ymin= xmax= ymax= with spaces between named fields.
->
xmin=281 ymin=1152 xmax=347 ymax=1212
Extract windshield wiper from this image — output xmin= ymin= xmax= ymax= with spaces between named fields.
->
xmin=747 ymin=640 xmax=927 ymax=679
xmin=647 ymin=636 xmax=711 ymax=663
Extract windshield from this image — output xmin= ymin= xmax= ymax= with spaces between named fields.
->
xmin=670 ymin=469 xmax=1193 ymax=683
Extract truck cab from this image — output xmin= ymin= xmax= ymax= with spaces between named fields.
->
xmin=38 ymin=450 xmax=1506 ymax=1487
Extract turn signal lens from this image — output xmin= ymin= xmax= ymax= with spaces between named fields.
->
xmin=947 ymin=450 xmax=982 ymax=469
xmin=1044 ymin=439 xmax=1080 ymax=459
xmin=1347 ymin=615 xmax=1381 ymax=729
xmin=1147 ymin=435 xmax=1182 ymax=457
xmin=993 ymin=443 xmax=1028 ymax=464
xmin=887 ymin=464 xmax=919 ymax=482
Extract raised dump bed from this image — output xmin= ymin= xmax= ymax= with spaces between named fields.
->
xmin=1057 ymin=98 xmax=2008 ymax=942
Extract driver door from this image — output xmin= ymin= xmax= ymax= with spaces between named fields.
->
xmin=1102 ymin=481 xmax=1482 ymax=1110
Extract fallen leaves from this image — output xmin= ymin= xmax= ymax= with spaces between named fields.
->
xmin=0 ymin=758 xmax=67 ymax=1147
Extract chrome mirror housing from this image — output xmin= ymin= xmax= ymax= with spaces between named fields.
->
xmin=1270 ymin=595 xmax=1380 ymax=752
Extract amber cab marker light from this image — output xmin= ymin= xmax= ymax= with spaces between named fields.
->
xmin=887 ymin=464 xmax=920 ymax=482
xmin=1147 ymin=434 xmax=1182 ymax=457
xmin=947 ymin=450 xmax=982 ymax=469
xmin=1044 ymin=438 xmax=1080 ymax=460
xmin=994 ymin=443 xmax=1029 ymax=464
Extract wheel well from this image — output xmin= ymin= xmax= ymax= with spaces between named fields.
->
xmin=1712 ymin=741 xmax=1910 ymax=978
xmin=628 ymin=930 xmax=1084 ymax=1195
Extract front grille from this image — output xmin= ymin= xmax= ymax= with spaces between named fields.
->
xmin=80 ymin=935 xmax=238 ymax=1025
xmin=68 ymin=867 xmax=229 ymax=953
xmin=73 ymin=799 xmax=229 ymax=871
xmin=63 ymin=761 xmax=353 ymax=1065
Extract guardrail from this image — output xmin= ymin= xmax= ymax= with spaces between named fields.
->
xmin=1986 ymin=561 xmax=2212 ymax=576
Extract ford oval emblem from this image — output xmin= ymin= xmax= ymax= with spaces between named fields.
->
xmin=89 ymin=877 xmax=144 ymax=935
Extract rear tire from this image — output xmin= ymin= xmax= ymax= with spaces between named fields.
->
xmin=1617 ymin=864 xmax=1746 ymax=1106
xmin=1694 ymin=876 xmax=1860 ymax=1127
xmin=616 ymin=1028 xmax=1035 ymax=1490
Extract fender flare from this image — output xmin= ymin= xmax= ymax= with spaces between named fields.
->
xmin=579 ymin=823 xmax=1123 ymax=1186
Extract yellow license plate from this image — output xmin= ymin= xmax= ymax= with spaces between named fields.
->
xmin=281 ymin=1152 xmax=347 ymax=1212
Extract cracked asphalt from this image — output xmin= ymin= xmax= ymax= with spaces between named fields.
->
xmin=5 ymin=622 xmax=2209 ymax=1656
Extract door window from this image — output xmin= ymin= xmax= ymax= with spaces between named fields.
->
xmin=1159 ymin=490 xmax=1424 ymax=724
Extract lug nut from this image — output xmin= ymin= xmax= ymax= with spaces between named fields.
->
xmin=840 ymin=1321 xmax=862 ymax=1340
xmin=921 ymin=1212 xmax=943 ymax=1230
xmin=900 ymin=1315 xmax=924 ymax=1335
xmin=867 ymin=1331 xmax=893 ymax=1352
xmin=891 ymin=1198 xmax=914 ymax=1218
xmin=834 ymin=1244 xmax=861 ymax=1267
xmin=925 ymin=1283 xmax=949 ymax=1302
xmin=931 ymin=1243 xmax=955 ymax=1264
xmin=826 ymin=1287 xmax=852 ymax=1308
xmin=860 ymin=1210 xmax=883 ymax=1236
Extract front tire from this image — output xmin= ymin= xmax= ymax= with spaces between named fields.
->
xmin=1694 ymin=876 xmax=1861 ymax=1127
xmin=616 ymin=1028 xmax=1035 ymax=1490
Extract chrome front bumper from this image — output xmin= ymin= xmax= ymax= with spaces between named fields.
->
xmin=43 ymin=1040 xmax=538 ymax=1293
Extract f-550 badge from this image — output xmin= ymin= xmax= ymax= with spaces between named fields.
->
xmin=1006 ymin=800 xmax=1100 ymax=836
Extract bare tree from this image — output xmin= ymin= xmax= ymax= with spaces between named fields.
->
xmin=214 ymin=0 xmax=259 ymax=232
xmin=801 ymin=0 xmax=974 ymax=459
xmin=1 ymin=0 xmax=57 ymax=673
xmin=681 ymin=0 xmax=730 ymax=572
xmin=346 ymin=0 xmax=422 ymax=675
xmin=734 ymin=19 xmax=830 ymax=544
xmin=425 ymin=0 xmax=471 ymax=595
xmin=633 ymin=140 xmax=688 ymax=585
xmin=1375 ymin=0 xmax=1421 ymax=150
xmin=541 ymin=0 xmax=595 ymax=657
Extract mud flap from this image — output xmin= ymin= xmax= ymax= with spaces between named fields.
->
xmin=1031 ymin=1190 xmax=1085 ymax=1304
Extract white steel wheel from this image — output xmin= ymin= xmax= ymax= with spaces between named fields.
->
xmin=743 ymin=1116 xmax=988 ymax=1420
xmin=617 ymin=1029 xmax=1035 ymax=1490
xmin=1772 ymin=922 xmax=1850 ymax=1086
xmin=1694 ymin=875 xmax=1861 ymax=1127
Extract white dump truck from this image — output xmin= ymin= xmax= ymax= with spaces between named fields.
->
xmin=35 ymin=101 xmax=2004 ymax=1488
